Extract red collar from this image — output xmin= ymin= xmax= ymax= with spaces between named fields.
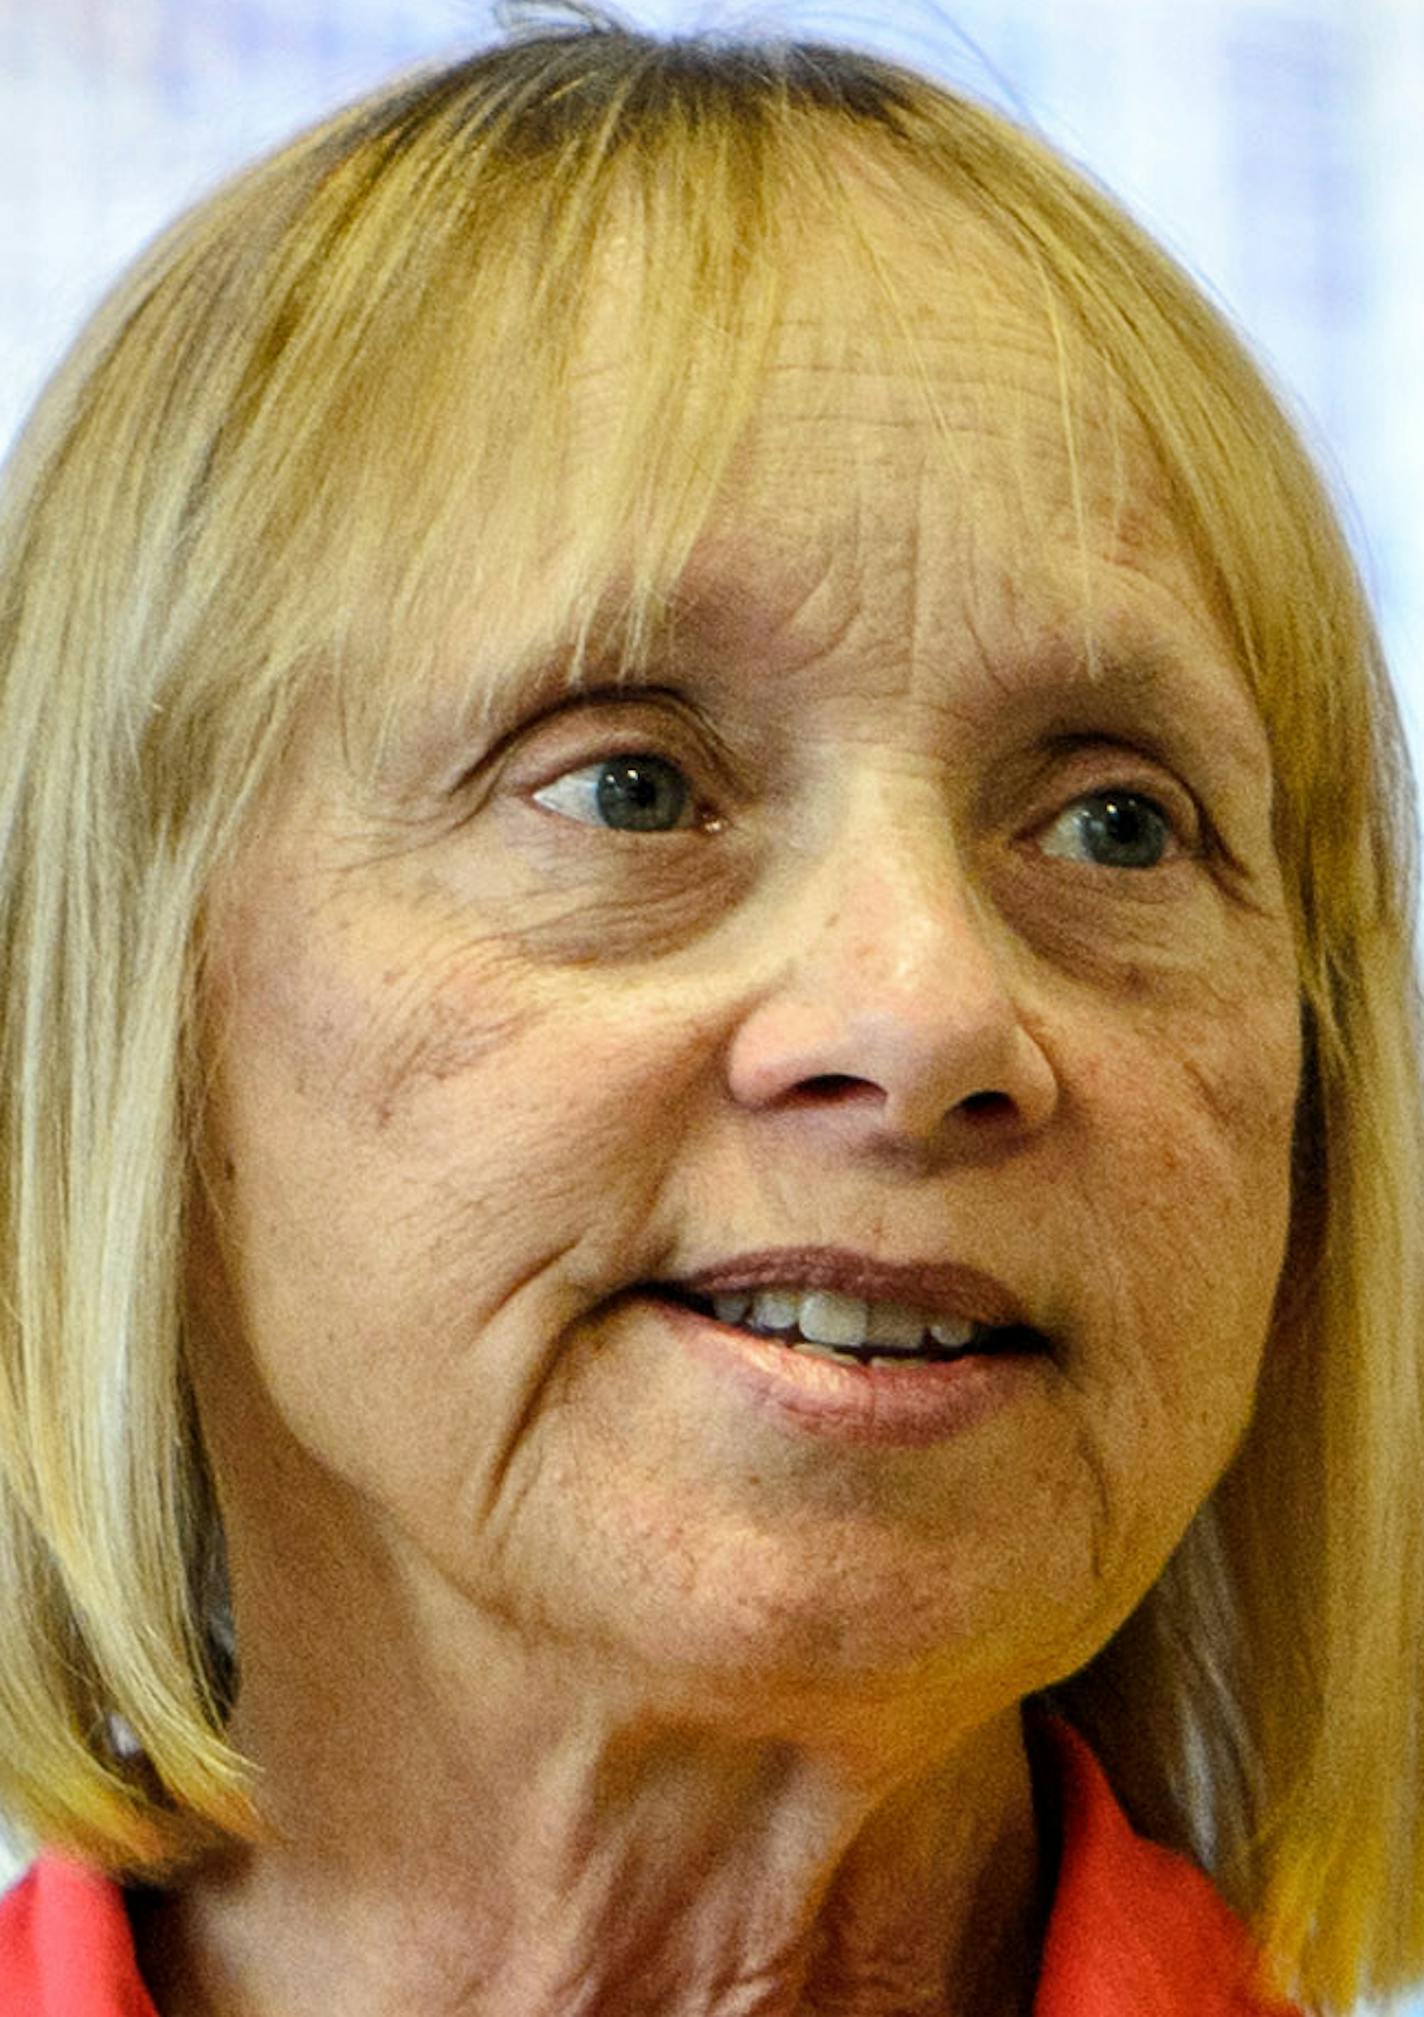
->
xmin=0 ymin=1717 xmax=1300 ymax=2015
xmin=0 ymin=1851 xmax=156 ymax=2016
xmin=1032 ymin=1717 xmax=1300 ymax=2014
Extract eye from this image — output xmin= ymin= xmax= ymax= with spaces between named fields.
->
xmin=1039 ymin=790 xmax=1176 ymax=869
xmin=532 ymin=752 xmax=698 ymax=833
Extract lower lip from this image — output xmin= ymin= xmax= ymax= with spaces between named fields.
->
xmin=652 ymin=1297 xmax=1046 ymax=1448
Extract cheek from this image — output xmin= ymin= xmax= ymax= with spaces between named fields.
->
xmin=203 ymin=871 xmax=723 ymax=1326
xmin=1053 ymin=976 xmax=1300 ymax=1555
xmin=194 ymin=876 xmax=744 ymax=1559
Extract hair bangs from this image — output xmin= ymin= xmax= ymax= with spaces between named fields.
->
xmin=301 ymin=103 xmax=1025 ymax=794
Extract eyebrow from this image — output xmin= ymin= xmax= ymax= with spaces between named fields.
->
xmin=998 ymin=630 xmax=1272 ymax=783
xmin=381 ymin=564 xmax=1271 ymax=805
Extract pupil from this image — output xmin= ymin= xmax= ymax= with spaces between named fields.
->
xmin=1085 ymin=793 xmax=1167 ymax=867
xmin=594 ymin=755 xmax=689 ymax=831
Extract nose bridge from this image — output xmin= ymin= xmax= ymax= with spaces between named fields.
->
xmin=724 ymin=767 xmax=1057 ymax=1144
xmin=800 ymin=769 xmax=1001 ymax=1006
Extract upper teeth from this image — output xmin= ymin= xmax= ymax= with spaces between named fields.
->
xmin=710 ymin=1287 xmax=976 ymax=1353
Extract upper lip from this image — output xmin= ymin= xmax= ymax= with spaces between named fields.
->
xmin=666 ymin=1246 xmax=1036 ymax=1332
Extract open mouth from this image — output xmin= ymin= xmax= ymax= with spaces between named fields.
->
xmin=649 ymin=1284 xmax=1049 ymax=1369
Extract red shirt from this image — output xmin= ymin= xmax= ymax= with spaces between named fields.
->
xmin=0 ymin=1719 xmax=1301 ymax=2014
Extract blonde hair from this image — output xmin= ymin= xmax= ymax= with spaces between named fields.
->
xmin=0 ymin=13 xmax=1419 ymax=2008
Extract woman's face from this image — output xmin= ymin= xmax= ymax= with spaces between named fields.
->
xmin=192 ymin=248 xmax=1301 ymax=1755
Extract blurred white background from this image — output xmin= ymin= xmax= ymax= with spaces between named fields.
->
xmin=1 ymin=0 xmax=1420 ymax=2004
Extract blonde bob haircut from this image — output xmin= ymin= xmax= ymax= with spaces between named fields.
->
xmin=0 ymin=8 xmax=1420 ymax=2008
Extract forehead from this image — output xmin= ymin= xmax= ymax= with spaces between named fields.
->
xmin=586 ymin=186 xmax=1195 ymax=607
xmin=704 ymin=349 xmax=1180 ymax=645
xmin=592 ymin=252 xmax=1218 ymax=692
xmin=331 ymin=164 xmax=1255 ymax=780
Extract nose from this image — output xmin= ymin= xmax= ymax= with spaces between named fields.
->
xmin=723 ymin=810 xmax=1058 ymax=1153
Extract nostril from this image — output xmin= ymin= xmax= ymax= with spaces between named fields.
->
xmin=787 ymin=1080 xmax=1017 ymax=1121
xmin=805 ymin=1075 xmax=863 ymax=1097
xmin=787 ymin=1074 xmax=875 ymax=1107
xmin=959 ymin=1090 xmax=1015 ymax=1121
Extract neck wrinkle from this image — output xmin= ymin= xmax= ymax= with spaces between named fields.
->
xmin=132 ymin=1697 xmax=1046 ymax=2017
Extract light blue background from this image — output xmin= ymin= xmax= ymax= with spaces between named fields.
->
xmin=1 ymin=3 xmax=1420 ymax=2006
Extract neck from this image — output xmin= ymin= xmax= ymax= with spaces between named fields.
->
xmin=135 ymin=1603 xmax=1047 ymax=2017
